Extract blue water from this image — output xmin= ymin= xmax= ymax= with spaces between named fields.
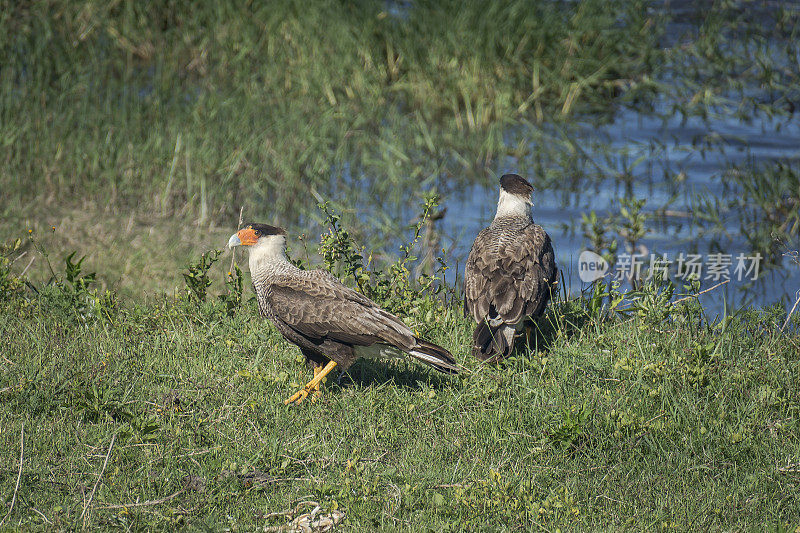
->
xmin=334 ymin=1 xmax=800 ymax=315
xmin=439 ymin=104 xmax=800 ymax=315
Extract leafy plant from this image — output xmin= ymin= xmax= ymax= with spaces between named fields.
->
xmin=580 ymin=198 xmax=651 ymax=286
xmin=677 ymin=340 xmax=721 ymax=389
xmin=549 ymin=403 xmax=591 ymax=448
xmin=219 ymin=262 xmax=244 ymax=317
xmin=580 ymin=210 xmax=618 ymax=267
xmin=0 ymin=238 xmax=24 ymax=300
xmin=671 ymin=277 xmax=706 ymax=327
xmin=626 ymin=273 xmax=675 ymax=326
xmin=183 ymin=250 xmax=222 ymax=303
xmin=62 ymin=252 xmax=96 ymax=295
xmin=318 ymin=202 xmax=371 ymax=294
xmin=121 ymin=413 xmax=162 ymax=444
xmin=76 ymin=380 xmax=161 ymax=443
xmin=584 ymin=278 xmax=624 ymax=321
xmin=53 ymin=251 xmax=116 ymax=321
xmin=367 ymin=194 xmax=447 ymax=318
xmin=318 ymin=195 xmax=449 ymax=321
xmin=452 ymin=471 xmax=583 ymax=526
xmin=76 ymin=381 xmax=132 ymax=423
xmin=618 ymin=197 xmax=649 ymax=256
xmin=730 ymin=162 xmax=799 ymax=261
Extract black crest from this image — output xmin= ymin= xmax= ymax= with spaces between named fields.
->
xmin=499 ymin=174 xmax=534 ymax=196
xmin=245 ymin=223 xmax=287 ymax=236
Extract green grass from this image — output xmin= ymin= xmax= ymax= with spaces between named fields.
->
xmin=0 ymin=0 xmax=660 ymax=215
xmin=1 ymin=268 xmax=799 ymax=530
xmin=2 ymin=1 xmax=798 ymax=296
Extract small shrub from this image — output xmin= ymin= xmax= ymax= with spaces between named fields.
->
xmin=38 ymin=251 xmax=118 ymax=322
xmin=367 ymin=195 xmax=448 ymax=318
xmin=318 ymin=202 xmax=371 ymax=294
xmin=583 ymin=278 xmax=624 ymax=321
xmin=318 ymin=195 xmax=449 ymax=322
xmin=0 ymin=238 xmax=24 ymax=300
xmin=219 ymin=262 xmax=244 ymax=316
xmin=62 ymin=252 xmax=96 ymax=295
xmin=627 ymin=274 xmax=675 ymax=326
xmin=183 ymin=249 xmax=222 ymax=303
xmin=580 ymin=210 xmax=618 ymax=267
xmin=618 ymin=197 xmax=649 ymax=257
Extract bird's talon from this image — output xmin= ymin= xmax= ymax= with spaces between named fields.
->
xmin=284 ymin=388 xmax=309 ymax=405
xmin=283 ymin=361 xmax=337 ymax=405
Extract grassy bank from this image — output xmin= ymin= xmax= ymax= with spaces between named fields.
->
xmin=1 ymin=0 xmax=660 ymax=215
xmin=1 ymin=229 xmax=799 ymax=530
xmin=2 ymin=1 xmax=799 ymax=298
xmin=0 ymin=0 xmax=667 ymax=295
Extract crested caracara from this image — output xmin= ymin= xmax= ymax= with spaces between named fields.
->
xmin=464 ymin=174 xmax=558 ymax=361
xmin=228 ymin=224 xmax=458 ymax=404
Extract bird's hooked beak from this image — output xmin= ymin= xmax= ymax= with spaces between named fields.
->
xmin=228 ymin=227 xmax=258 ymax=248
xmin=227 ymin=233 xmax=241 ymax=248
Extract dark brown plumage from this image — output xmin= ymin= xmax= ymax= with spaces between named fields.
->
xmin=464 ymin=175 xmax=558 ymax=361
xmin=261 ymin=271 xmax=455 ymax=374
xmin=500 ymin=174 xmax=534 ymax=196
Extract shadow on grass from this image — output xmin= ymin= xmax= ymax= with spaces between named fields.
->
xmin=514 ymin=299 xmax=595 ymax=357
xmin=333 ymin=358 xmax=457 ymax=392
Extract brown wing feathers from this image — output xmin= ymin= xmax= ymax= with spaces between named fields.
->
xmin=266 ymin=273 xmax=456 ymax=373
xmin=465 ymin=222 xmax=556 ymax=360
xmin=269 ymin=282 xmax=414 ymax=349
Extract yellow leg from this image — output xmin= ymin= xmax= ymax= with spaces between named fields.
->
xmin=298 ymin=365 xmax=324 ymax=399
xmin=284 ymin=361 xmax=337 ymax=405
xmin=310 ymin=366 xmax=323 ymax=400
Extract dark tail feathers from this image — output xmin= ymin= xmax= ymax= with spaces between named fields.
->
xmin=472 ymin=321 xmax=515 ymax=362
xmin=409 ymin=339 xmax=459 ymax=374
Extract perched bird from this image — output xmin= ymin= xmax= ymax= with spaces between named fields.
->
xmin=228 ymin=224 xmax=458 ymax=404
xmin=464 ymin=174 xmax=558 ymax=361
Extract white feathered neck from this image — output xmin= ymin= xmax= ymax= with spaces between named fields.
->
xmin=247 ymin=234 xmax=291 ymax=273
xmin=494 ymin=189 xmax=533 ymax=220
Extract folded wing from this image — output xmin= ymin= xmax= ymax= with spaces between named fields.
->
xmin=465 ymin=223 xmax=557 ymax=359
xmin=268 ymin=272 xmax=416 ymax=351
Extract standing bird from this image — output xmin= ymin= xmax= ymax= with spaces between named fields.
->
xmin=228 ymin=224 xmax=459 ymax=404
xmin=464 ymin=174 xmax=558 ymax=361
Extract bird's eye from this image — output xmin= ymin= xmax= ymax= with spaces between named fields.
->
xmin=253 ymin=229 xmax=261 ymax=237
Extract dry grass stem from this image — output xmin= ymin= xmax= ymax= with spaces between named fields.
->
xmin=669 ymin=280 xmax=730 ymax=307
xmin=781 ymin=290 xmax=800 ymax=332
xmin=0 ymin=422 xmax=24 ymax=527
xmin=96 ymin=488 xmax=186 ymax=510
xmin=80 ymin=432 xmax=116 ymax=528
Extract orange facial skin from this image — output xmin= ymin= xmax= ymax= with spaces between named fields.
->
xmin=237 ymin=227 xmax=259 ymax=246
